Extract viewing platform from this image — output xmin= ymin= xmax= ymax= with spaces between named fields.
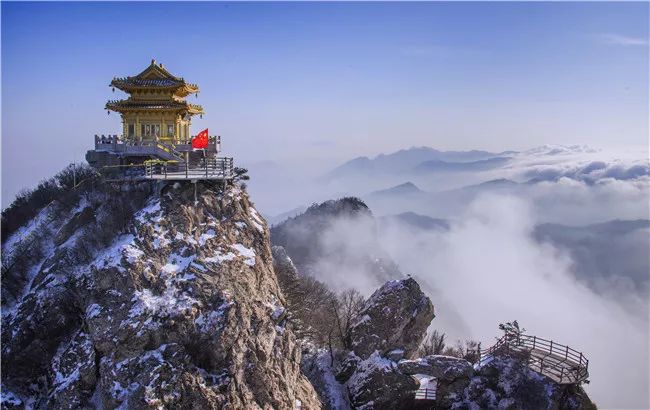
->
xmin=479 ymin=332 xmax=589 ymax=385
xmin=144 ymin=158 xmax=234 ymax=181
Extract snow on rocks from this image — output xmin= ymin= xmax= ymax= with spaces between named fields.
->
xmin=249 ymin=206 xmax=265 ymax=232
xmin=302 ymin=350 xmax=352 ymax=410
xmin=1 ymin=182 xmax=319 ymax=409
xmin=230 ymin=243 xmax=256 ymax=266
xmin=346 ymin=352 xmax=418 ymax=409
xmin=349 ymin=277 xmax=434 ymax=360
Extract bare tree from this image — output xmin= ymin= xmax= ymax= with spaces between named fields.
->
xmin=420 ymin=330 xmax=447 ymax=356
xmin=442 ymin=339 xmax=482 ymax=364
xmin=334 ymin=289 xmax=365 ymax=349
xmin=498 ymin=320 xmax=526 ymax=342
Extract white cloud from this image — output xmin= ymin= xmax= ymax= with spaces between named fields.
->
xmin=378 ymin=194 xmax=649 ymax=409
xmin=600 ymin=33 xmax=648 ymax=46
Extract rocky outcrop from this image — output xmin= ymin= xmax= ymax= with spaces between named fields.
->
xmin=1 ymin=182 xmax=320 ymax=409
xmin=299 ymin=278 xmax=434 ymax=410
xmin=451 ymin=356 xmax=596 ymax=410
xmin=299 ymin=277 xmax=593 ymax=410
xmin=347 ymin=352 xmax=417 ymax=409
xmin=349 ymin=278 xmax=434 ymax=360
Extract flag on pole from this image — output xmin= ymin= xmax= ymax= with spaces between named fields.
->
xmin=192 ymin=129 xmax=209 ymax=149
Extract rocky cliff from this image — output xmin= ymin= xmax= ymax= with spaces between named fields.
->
xmin=1 ymin=182 xmax=319 ymax=409
xmin=301 ymin=278 xmax=595 ymax=410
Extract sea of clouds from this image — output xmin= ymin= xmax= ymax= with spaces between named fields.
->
xmin=251 ymin=144 xmax=649 ymax=408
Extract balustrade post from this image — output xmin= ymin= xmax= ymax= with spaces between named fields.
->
xmin=532 ymin=336 xmax=536 ymax=350
xmin=549 ymin=340 xmax=553 ymax=355
xmin=565 ymin=345 xmax=569 ymax=359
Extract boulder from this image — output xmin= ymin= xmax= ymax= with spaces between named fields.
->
xmin=347 ymin=352 xmax=418 ymax=409
xmin=423 ymin=355 xmax=474 ymax=381
xmin=349 ymin=278 xmax=434 ymax=359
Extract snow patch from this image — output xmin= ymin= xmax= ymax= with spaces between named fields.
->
xmin=86 ymin=303 xmax=102 ymax=319
xmin=249 ymin=207 xmax=265 ymax=232
xmin=231 ymin=244 xmax=256 ymax=266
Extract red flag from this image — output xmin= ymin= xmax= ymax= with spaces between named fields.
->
xmin=192 ymin=129 xmax=209 ymax=149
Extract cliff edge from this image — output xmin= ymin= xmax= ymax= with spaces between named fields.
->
xmin=2 ymin=182 xmax=319 ymax=409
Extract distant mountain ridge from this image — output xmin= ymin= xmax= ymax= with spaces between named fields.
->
xmin=413 ymin=156 xmax=512 ymax=174
xmin=325 ymin=146 xmax=502 ymax=179
xmin=368 ymin=182 xmax=424 ymax=197
xmin=323 ymin=144 xmax=606 ymax=181
xmin=534 ymin=219 xmax=650 ymax=296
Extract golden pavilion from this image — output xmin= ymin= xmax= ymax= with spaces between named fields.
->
xmin=86 ymin=60 xmax=233 ymax=181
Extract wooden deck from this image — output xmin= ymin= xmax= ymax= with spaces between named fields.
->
xmin=479 ymin=333 xmax=589 ymax=384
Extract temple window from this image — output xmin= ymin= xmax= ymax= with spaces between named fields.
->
xmin=141 ymin=124 xmax=160 ymax=138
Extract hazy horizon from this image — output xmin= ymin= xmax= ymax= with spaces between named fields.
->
xmin=2 ymin=1 xmax=648 ymax=208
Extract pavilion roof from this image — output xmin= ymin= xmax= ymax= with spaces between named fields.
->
xmin=110 ymin=60 xmax=199 ymax=96
xmin=105 ymin=99 xmax=204 ymax=115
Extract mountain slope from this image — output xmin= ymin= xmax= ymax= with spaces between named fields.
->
xmin=367 ymin=182 xmax=424 ymax=198
xmin=1 ymin=182 xmax=319 ymax=409
xmin=413 ymin=156 xmax=512 ymax=174
xmin=534 ymin=219 xmax=650 ymax=296
xmin=270 ymin=198 xmax=402 ymax=292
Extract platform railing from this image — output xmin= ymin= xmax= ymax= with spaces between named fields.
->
xmin=144 ymin=157 xmax=234 ymax=180
xmin=414 ymin=388 xmax=436 ymax=401
xmin=95 ymin=134 xmax=220 ymax=147
xmin=479 ymin=332 xmax=589 ymax=384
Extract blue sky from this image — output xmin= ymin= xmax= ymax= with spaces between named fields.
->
xmin=2 ymin=1 xmax=648 ymax=206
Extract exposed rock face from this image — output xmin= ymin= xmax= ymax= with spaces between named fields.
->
xmin=399 ymin=355 xmax=474 ymax=381
xmin=349 ymin=278 xmax=434 ymax=360
xmin=2 ymin=182 xmax=320 ymax=409
xmin=346 ymin=352 xmax=417 ymax=410
xmin=302 ymin=350 xmax=352 ymax=410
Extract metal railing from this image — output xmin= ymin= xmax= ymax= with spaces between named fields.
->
xmin=144 ymin=157 xmax=234 ymax=180
xmin=479 ymin=332 xmax=589 ymax=384
xmin=414 ymin=388 xmax=436 ymax=401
